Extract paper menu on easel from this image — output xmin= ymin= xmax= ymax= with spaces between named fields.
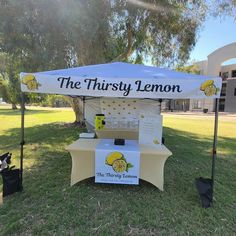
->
xmin=139 ymin=114 xmax=163 ymax=146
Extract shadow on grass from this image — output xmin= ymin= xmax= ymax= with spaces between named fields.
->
xmin=0 ymin=123 xmax=236 ymax=235
xmin=0 ymin=108 xmax=59 ymax=116
xmin=0 ymin=123 xmax=235 ymax=181
xmin=0 ymin=123 xmax=85 ymax=150
xmin=0 ymin=123 xmax=235 ymax=194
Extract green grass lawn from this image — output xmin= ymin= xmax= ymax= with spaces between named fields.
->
xmin=0 ymin=106 xmax=236 ymax=235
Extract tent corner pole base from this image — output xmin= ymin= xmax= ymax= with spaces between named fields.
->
xmin=211 ymin=98 xmax=219 ymax=204
xmin=20 ymin=92 xmax=25 ymax=191
xmin=195 ymin=98 xmax=219 ymax=208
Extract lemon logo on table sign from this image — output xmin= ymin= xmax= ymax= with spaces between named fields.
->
xmin=21 ymin=74 xmax=41 ymax=91
xmin=153 ymin=139 xmax=159 ymax=145
xmin=105 ymin=151 xmax=133 ymax=173
xmin=200 ymin=80 xmax=220 ymax=97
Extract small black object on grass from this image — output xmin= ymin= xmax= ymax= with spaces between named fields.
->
xmin=195 ymin=177 xmax=213 ymax=208
xmin=1 ymin=168 xmax=21 ymax=197
xmin=0 ymin=152 xmax=22 ymax=197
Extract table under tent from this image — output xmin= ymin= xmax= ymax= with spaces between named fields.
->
xmin=19 ymin=62 xmax=222 ymax=207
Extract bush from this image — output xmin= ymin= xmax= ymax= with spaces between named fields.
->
xmin=40 ymin=95 xmax=70 ymax=107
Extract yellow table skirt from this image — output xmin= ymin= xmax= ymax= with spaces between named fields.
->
xmin=66 ymin=139 xmax=172 ymax=191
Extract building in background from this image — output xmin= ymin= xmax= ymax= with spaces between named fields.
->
xmin=163 ymin=42 xmax=236 ymax=113
xmin=192 ymin=42 xmax=236 ymax=113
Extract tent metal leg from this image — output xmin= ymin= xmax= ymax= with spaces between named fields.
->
xmin=158 ymin=99 xmax=162 ymax=113
xmin=83 ymin=96 xmax=85 ymax=123
xmin=211 ymin=98 xmax=219 ymax=194
xmin=20 ymin=93 xmax=25 ymax=190
xmin=195 ymin=98 xmax=219 ymax=208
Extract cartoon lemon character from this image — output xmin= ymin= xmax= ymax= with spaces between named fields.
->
xmin=105 ymin=152 xmax=133 ymax=173
xmin=200 ymin=80 xmax=219 ymax=97
xmin=21 ymin=74 xmax=41 ymax=91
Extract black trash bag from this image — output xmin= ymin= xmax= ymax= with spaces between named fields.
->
xmin=195 ymin=177 xmax=213 ymax=208
xmin=1 ymin=169 xmax=21 ymax=197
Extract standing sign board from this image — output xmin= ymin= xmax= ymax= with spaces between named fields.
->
xmin=139 ymin=115 xmax=163 ymax=147
xmin=95 ymin=139 xmax=140 ymax=185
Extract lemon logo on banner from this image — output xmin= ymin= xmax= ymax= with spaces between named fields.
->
xmin=200 ymin=80 xmax=220 ymax=97
xmin=105 ymin=151 xmax=133 ymax=173
xmin=21 ymin=74 xmax=41 ymax=91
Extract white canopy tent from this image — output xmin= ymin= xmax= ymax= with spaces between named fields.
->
xmin=19 ymin=62 xmax=222 ymax=207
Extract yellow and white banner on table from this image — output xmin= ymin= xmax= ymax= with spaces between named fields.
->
xmin=95 ymin=139 xmax=140 ymax=185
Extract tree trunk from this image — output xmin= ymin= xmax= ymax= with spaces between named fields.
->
xmin=12 ymin=103 xmax=17 ymax=109
xmin=67 ymin=97 xmax=84 ymax=125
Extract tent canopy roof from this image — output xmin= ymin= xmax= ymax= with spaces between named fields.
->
xmin=35 ymin=62 xmax=211 ymax=80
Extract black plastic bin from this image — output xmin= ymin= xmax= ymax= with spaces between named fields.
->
xmin=1 ymin=169 xmax=21 ymax=197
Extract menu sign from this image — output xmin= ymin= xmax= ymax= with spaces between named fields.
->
xmin=139 ymin=114 xmax=163 ymax=147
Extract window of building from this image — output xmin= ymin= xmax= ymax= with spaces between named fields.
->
xmin=222 ymin=72 xmax=229 ymax=80
xmin=232 ymin=70 xmax=236 ymax=78
xmin=220 ymin=83 xmax=227 ymax=96
xmin=193 ymin=100 xmax=201 ymax=109
xmin=219 ymin=98 xmax=225 ymax=111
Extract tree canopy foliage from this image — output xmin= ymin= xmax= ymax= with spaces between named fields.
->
xmin=0 ymin=0 xmax=208 ymax=118
xmin=0 ymin=0 xmax=207 ymax=68
xmin=176 ymin=63 xmax=200 ymax=75
xmin=211 ymin=0 xmax=236 ymax=20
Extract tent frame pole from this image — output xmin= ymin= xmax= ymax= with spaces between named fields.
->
xmin=82 ymin=96 xmax=85 ymax=124
xmin=20 ymin=92 xmax=25 ymax=190
xmin=211 ymin=98 xmax=219 ymax=199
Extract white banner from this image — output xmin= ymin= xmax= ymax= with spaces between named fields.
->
xmin=95 ymin=139 xmax=140 ymax=185
xmin=20 ymin=73 xmax=222 ymax=99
